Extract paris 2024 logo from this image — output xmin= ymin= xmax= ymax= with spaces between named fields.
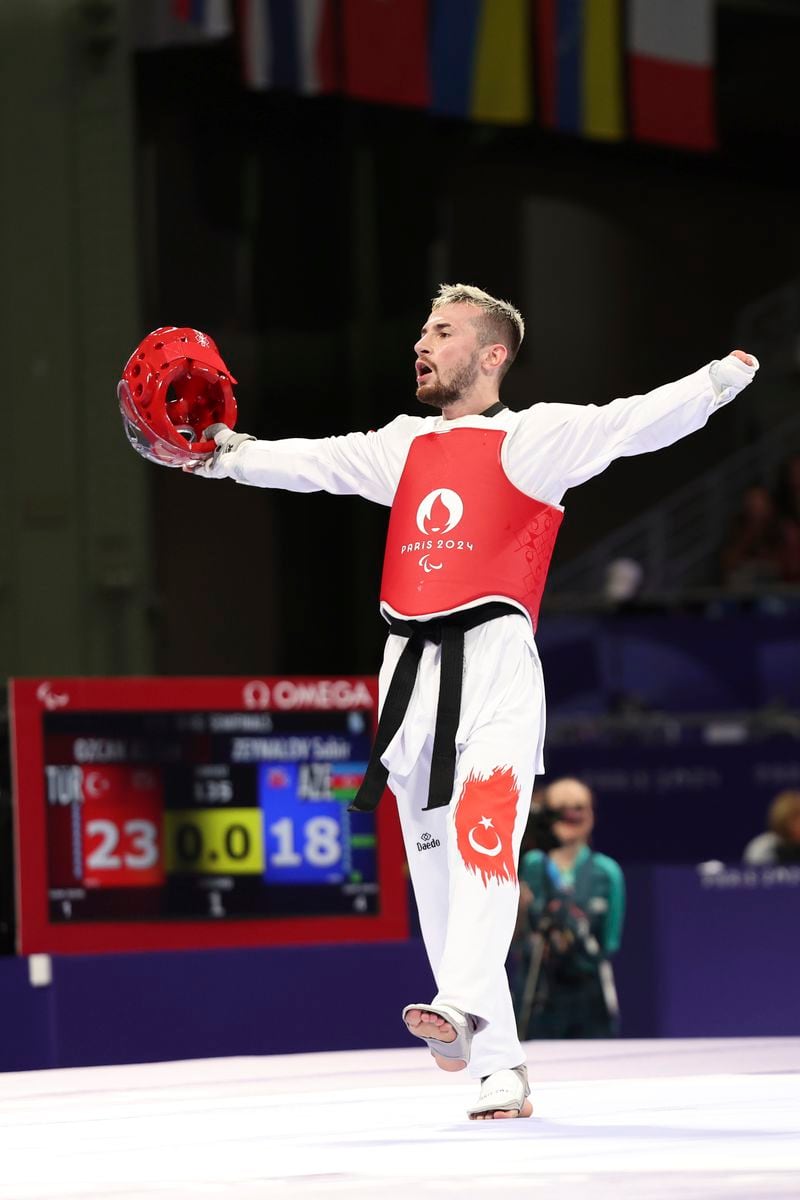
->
xmin=400 ymin=488 xmax=475 ymax=574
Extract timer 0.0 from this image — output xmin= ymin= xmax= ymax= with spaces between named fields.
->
xmin=164 ymin=808 xmax=264 ymax=875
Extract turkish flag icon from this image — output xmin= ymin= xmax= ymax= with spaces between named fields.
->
xmin=454 ymin=766 xmax=520 ymax=887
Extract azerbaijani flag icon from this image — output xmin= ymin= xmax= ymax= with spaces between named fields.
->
xmin=331 ymin=764 xmax=368 ymax=805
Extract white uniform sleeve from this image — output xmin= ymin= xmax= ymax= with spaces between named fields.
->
xmin=197 ymin=413 xmax=423 ymax=507
xmin=505 ymin=355 xmax=759 ymax=506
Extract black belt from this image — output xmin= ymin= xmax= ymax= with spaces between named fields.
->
xmin=348 ymin=602 xmax=520 ymax=814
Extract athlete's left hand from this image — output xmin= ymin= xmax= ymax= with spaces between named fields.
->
xmin=730 ymin=350 xmax=756 ymax=366
xmin=184 ymin=423 xmax=256 ymax=476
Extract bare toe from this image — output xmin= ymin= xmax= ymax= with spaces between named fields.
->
xmin=402 ymin=1008 xmax=460 ymax=1046
xmin=470 ymin=1097 xmax=533 ymax=1121
xmin=496 ymin=1098 xmax=533 ymax=1120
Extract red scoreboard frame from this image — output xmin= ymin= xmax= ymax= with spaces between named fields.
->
xmin=10 ymin=676 xmax=408 ymax=954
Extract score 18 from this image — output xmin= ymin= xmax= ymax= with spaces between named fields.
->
xmin=259 ymin=763 xmax=350 ymax=883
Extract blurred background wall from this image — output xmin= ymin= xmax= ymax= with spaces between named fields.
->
xmin=3 ymin=0 xmax=800 ymax=682
xmin=1 ymin=0 xmax=152 ymax=679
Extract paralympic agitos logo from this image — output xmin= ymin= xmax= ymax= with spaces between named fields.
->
xmin=400 ymin=488 xmax=475 ymax=574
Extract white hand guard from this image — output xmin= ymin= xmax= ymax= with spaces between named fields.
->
xmin=191 ymin=423 xmax=256 ymax=478
xmin=709 ymin=354 xmax=759 ymax=408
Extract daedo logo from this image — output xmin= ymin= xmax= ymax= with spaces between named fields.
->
xmin=401 ymin=488 xmax=474 ymax=574
xmin=416 ymin=831 xmax=441 ymax=853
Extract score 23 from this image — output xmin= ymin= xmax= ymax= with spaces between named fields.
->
xmin=81 ymin=766 xmax=165 ymax=888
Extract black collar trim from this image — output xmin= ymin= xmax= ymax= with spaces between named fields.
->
xmin=480 ymin=401 xmax=506 ymax=418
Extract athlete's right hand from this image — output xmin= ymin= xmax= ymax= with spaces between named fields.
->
xmin=185 ymin=423 xmax=256 ymax=477
xmin=709 ymin=352 xmax=759 ymax=406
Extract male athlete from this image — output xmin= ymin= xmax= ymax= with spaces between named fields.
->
xmin=191 ymin=283 xmax=758 ymax=1119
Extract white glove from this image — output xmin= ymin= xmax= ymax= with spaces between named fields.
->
xmin=189 ymin=423 xmax=255 ymax=478
xmin=709 ymin=353 xmax=759 ymax=408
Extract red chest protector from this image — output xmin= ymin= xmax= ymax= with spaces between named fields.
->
xmin=380 ymin=427 xmax=563 ymax=632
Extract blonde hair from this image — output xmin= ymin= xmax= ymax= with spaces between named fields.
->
xmin=768 ymin=790 xmax=800 ymax=840
xmin=432 ymin=283 xmax=525 ymax=378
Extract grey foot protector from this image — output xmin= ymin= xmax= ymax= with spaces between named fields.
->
xmin=467 ymin=1065 xmax=530 ymax=1118
xmin=401 ymin=1003 xmax=476 ymax=1063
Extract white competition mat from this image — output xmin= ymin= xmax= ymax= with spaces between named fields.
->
xmin=2 ymin=1039 xmax=799 ymax=1199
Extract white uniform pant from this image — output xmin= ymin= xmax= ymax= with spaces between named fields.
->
xmin=379 ymin=613 xmax=546 ymax=1079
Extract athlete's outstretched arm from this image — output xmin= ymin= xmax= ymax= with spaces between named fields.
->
xmin=189 ymin=413 xmax=422 ymax=506
xmin=507 ymin=352 xmax=759 ymax=505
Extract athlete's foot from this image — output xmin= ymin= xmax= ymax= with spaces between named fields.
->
xmin=467 ymin=1065 xmax=532 ymax=1120
xmin=470 ymin=1098 xmax=534 ymax=1121
xmin=403 ymin=1008 xmax=467 ymax=1072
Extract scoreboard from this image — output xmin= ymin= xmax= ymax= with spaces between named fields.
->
xmin=10 ymin=677 xmax=407 ymax=953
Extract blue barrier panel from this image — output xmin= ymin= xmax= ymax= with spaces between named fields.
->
xmin=2 ymin=868 xmax=797 ymax=1071
xmin=537 ymin=613 xmax=800 ymax=714
xmin=543 ymin=741 xmax=800 ymax=864
xmin=608 ymin=865 xmax=661 ymax=1039
xmin=653 ymin=864 xmax=800 ymax=1038
xmin=0 ymin=958 xmax=57 ymax=1072
xmin=610 ymin=865 xmax=800 ymax=1040
xmin=0 ymin=941 xmax=436 ymax=1072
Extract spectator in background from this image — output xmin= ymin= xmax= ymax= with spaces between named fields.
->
xmin=775 ymin=453 xmax=800 ymax=526
xmin=720 ymin=484 xmax=800 ymax=587
xmin=743 ymin=791 xmax=800 ymax=865
xmin=603 ymin=557 xmax=644 ymax=606
xmin=514 ymin=778 xmax=625 ymax=1040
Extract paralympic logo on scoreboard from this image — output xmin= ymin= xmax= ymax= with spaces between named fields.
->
xmin=36 ymin=681 xmax=70 ymax=711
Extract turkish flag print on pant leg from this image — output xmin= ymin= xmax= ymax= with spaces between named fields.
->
xmin=454 ymin=766 xmax=519 ymax=887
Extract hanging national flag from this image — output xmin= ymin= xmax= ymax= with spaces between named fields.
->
xmin=430 ymin=0 xmax=532 ymax=124
xmin=340 ymin=0 xmax=430 ymax=109
xmin=472 ymin=0 xmax=533 ymax=124
xmin=627 ymin=0 xmax=717 ymax=151
xmin=430 ymin=0 xmax=481 ymax=118
xmin=239 ymin=0 xmax=339 ymax=94
xmin=535 ymin=0 xmax=624 ymax=140
xmin=134 ymin=0 xmax=232 ymax=48
xmin=172 ymin=0 xmax=233 ymax=37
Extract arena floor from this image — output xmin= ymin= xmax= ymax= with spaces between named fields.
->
xmin=2 ymin=1038 xmax=799 ymax=1199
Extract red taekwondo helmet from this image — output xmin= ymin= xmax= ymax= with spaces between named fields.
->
xmin=118 ymin=327 xmax=238 ymax=467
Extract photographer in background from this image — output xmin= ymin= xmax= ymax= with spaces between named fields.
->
xmin=514 ymin=778 xmax=625 ymax=1040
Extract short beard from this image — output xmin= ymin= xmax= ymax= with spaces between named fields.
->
xmin=418 ymin=352 xmax=481 ymax=410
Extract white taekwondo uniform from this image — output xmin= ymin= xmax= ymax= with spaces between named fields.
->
xmin=200 ymin=355 xmax=757 ymax=1079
